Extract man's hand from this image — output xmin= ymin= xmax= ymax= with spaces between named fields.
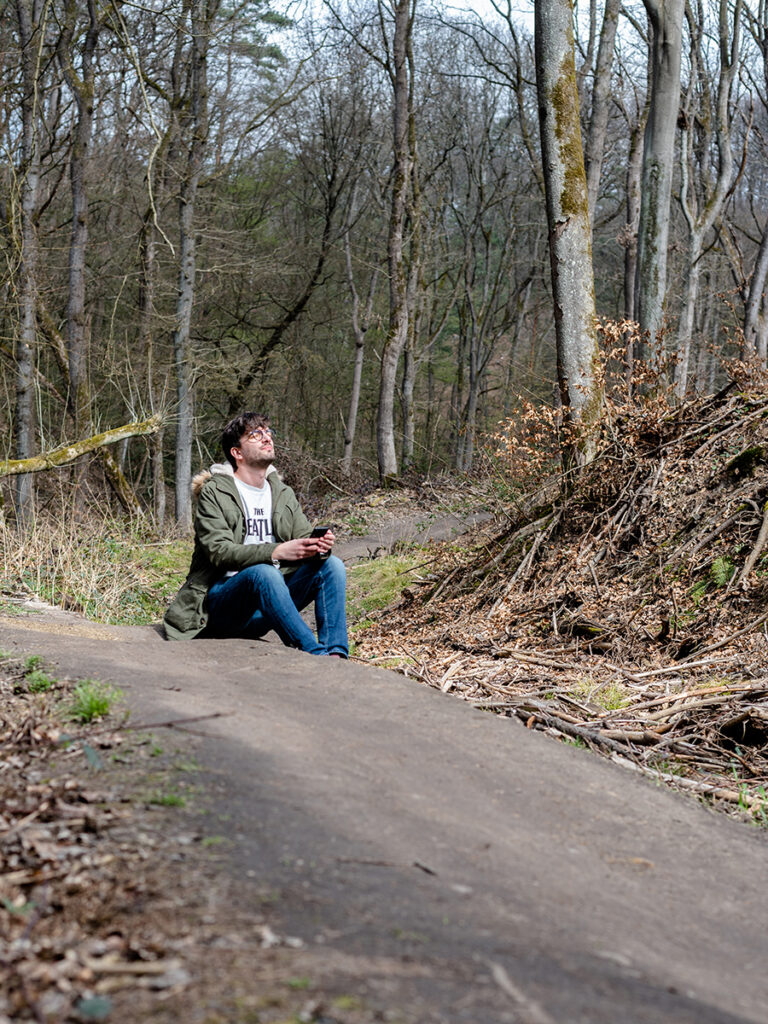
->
xmin=315 ymin=528 xmax=336 ymax=554
xmin=272 ymin=530 xmax=335 ymax=562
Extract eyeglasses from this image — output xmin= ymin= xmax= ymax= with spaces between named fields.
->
xmin=242 ymin=428 xmax=274 ymax=443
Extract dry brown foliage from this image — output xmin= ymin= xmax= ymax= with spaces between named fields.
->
xmin=356 ymin=354 xmax=768 ymax=821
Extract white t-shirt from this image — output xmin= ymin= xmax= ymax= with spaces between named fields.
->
xmin=234 ymin=476 xmax=274 ymax=545
xmin=226 ymin=477 xmax=274 ymax=576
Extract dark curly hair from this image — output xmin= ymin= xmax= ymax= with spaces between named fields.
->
xmin=221 ymin=412 xmax=271 ymax=469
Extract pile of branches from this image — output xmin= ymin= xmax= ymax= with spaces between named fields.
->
xmin=358 ymin=366 xmax=768 ymax=818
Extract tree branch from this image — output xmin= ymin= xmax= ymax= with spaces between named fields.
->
xmin=0 ymin=416 xmax=162 ymax=478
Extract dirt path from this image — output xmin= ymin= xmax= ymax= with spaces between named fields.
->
xmin=1 ymin=528 xmax=766 ymax=1022
xmin=0 ymin=620 xmax=766 ymax=1022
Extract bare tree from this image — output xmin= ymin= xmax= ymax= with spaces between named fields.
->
xmin=342 ymin=190 xmax=381 ymax=474
xmin=58 ymin=0 xmax=102 ymax=451
xmin=535 ymin=0 xmax=602 ymax=464
xmin=584 ymin=0 xmax=621 ymax=226
xmin=674 ymin=0 xmax=742 ymax=396
xmin=11 ymin=0 xmax=49 ymax=522
xmin=173 ymin=0 xmax=219 ymax=528
xmin=377 ymin=0 xmax=417 ymax=480
xmin=634 ymin=0 xmax=684 ymax=346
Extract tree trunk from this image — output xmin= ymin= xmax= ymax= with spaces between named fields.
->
xmin=584 ymin=0 xmax=621 ymax=225
xmin=673 ymin=0 xmax=740 ymax=397
xmin=59 ymin=0 xmax=100 ymax=450
xmin=634 ymin=0 xmax=684 ymax=347
xmin=401 ymin=329 xmax=416 ymax=470
xmin=138 ymin=123 xmax=172 ymax=526
xmin=13 ymin=0 xmax=46 ymax=523
xmin=341 ymin=224 xmax=378 ymax=475
xmin=376 ymin=0 xmax=414 ymax=481
xmin=535 ymin=0 xmax=602 ymax=465
xmin=743 ymin=225 xmax=768 ymax=361
xmin=624 ymin=113 xmax=646 ymax=322
xmin=173 ymin=0 xmax=212 ymax=529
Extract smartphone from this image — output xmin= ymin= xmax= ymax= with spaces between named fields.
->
xmin=310 ymin=526 xmax=330 ymax=538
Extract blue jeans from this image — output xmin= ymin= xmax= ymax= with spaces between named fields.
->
xmin=205 ymin=555 xmax=348 ymax=657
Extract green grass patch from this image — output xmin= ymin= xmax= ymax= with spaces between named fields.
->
xmin=286 ymin=978 xmax=311 ymax=991
xmin=346 ymin=553 xmax=424 ymax=625
xmin=200 ymin=835 xmax=227 ymax=847
xmin=570 ymin=677 xmax=631 ymax=712
xmin=147 ymin=789 xmax=186 ymax=807
xmin=0 ymin=513 xmax=192 ymax=626
xmin=67 ymin=680 xmax=123 ymax=723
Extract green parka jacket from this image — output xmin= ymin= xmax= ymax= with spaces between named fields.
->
xmin=163 ymin=464 xmax=312 ymax=640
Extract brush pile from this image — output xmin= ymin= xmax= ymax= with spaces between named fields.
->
xmin=358 ymin=363 xmax=768 ymax=819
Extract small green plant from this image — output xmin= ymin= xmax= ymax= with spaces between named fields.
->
xmin=751 ymin=786 xmax=768 ymax=827
xmin=26 ymin=669 xmax=55 ymax=693
xmin=201 ymin=835 xmax=227 ymax=847
xmin=24 ymin=654 xmax=43 ymax=672
xmin=710 ymin=556 xmax=735 ymax=588
xmin=2 ymin=896 xmax=36 ymax=916
xmin=333 ymin=996 xmax=363 ymax=1011
xmin=343 ymin=511 xmax=370 ymax=536
xmin=147 ymin=789 xmax=186 ymax=807
xmin=286 ymin=978 xmax=311 ymax=991
xmin=67 ymin=679 xmax=122 ymax=723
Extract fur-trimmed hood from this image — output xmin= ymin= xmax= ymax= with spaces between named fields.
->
xmin=191 ymin=461 xmax=277 ymax=499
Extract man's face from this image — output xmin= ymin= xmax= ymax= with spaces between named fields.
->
xmin=234 ymin=425 xmax=275 ymax=469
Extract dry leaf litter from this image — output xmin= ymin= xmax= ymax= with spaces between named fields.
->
xmin=356 ymin=369 xmax=768 ymax=823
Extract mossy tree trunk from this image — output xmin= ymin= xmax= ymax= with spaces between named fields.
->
xmin=0 ymin=417 xmax=162 ymax=480
xmin=535 ymin=0 xmax=603 ymax=466
xmin=634 ymin=0 xmax=684 ymax=350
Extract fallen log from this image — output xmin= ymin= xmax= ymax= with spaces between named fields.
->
xmin=0 ymin=415 xmax=162 ymax=478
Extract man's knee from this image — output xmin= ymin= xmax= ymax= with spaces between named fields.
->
xmin=240 ymin=563 xmax=284 ymax=589
xmin=321 ymin=554 xmax=346 ymax=584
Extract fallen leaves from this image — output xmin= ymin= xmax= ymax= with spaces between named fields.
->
xmin=355 ymin=380 xmax=768 ymax=822
xmin=0 ymin=661 xmax=195 ymax=1021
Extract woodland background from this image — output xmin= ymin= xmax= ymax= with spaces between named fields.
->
xmin=4 ymin=0 xmax=768 ymax=527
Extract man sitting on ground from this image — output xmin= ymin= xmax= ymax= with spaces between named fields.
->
xmin=164 ymin=412 xmax=348 ymax=658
